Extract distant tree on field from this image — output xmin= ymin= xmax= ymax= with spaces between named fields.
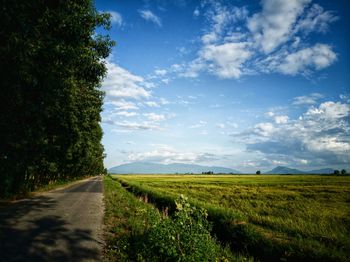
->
xmin=334 ymin=170 xmax=340 ymax=175
xmin=341 ymin=169 xmax=347 ymax=175
xmin=256 ymin=170 xmax=261 ymax=175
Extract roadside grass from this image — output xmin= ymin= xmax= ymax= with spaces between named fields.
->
xmin=103 ymin=175 xmax=251 ymax=261
xmin=114 ymin=174 xmax=350 ymax=261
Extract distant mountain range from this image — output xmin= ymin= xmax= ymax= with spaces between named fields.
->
xmin=108 ymin=162 xmax=335 ymax=175
xmin=265 ymin=166 xmax=334 ymax=174
xmin=108 ymin=162 xmax=241 ymax=174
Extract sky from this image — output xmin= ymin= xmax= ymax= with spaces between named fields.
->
xmin=95 ymin=0 xmax=350 ymax=173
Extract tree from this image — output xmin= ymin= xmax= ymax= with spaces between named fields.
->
xmin=0 ymin=1 xmax=114 ymax=197
xmin=256 ymin=170 xmax=261 ymax=175
xmin=341 ymin=169 xmax=347 ymax=175
xmin=333 ymin=170 xmax=340 ymax=175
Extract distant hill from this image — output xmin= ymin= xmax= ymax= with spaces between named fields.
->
xmin=265 ymin=166 xmax=335 ymax=174
xmin=307 ymin=168 xmax=334 ymax=174
xmin=265 ymin=166 xmax=305 ymax=174
xmin=108 ymin=162 xmax=241 ymax=174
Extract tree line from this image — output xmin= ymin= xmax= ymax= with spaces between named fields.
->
xmin=0 ymin=1 xmax=114 ymax=197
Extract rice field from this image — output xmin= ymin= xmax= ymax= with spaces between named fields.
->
xmin=114 ymin=174 xmax=350 ymax=261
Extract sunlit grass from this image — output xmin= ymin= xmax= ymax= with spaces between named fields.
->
xmin=115 ymin=174 xmax=350 ymax=261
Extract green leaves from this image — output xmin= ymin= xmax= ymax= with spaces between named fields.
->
xmin=140 ymin=196 xmax=228 ymax=261
xmin=0 ymin=0 xmax=113 ymax=197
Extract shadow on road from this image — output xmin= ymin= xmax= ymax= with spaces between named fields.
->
xmin=0 ymin=195 xmax=100 ymax=261
xmin=55 ymin=177 xmax=103 ymax=193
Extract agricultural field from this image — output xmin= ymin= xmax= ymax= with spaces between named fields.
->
xmin=114 ymin=174 xmax=350 ymax=261
xmin=103 ymin=175 xmax=250 ymax=261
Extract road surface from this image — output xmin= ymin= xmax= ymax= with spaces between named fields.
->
xmin=0 ymin=176 xmax=104 ymax=261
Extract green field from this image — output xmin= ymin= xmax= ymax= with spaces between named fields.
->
xmin=114 ymin=174 xmax=350 ymax=261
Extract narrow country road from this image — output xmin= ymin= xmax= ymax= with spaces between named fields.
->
xmin=0 ymin=176 xmax=104 ymax=261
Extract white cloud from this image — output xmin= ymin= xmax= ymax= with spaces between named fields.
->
xmin=300 ymin=159 xmax=308 ymax=164
xmin=306 ymin=101 xmax=350 ymax=119
xmin=179 ymin=0 xmax=338 ymax=80
xmin=103 ymin=61 xmax=151 ymax=101
xmin=116 ymin=121 xmax=161 ymax=131
xmin=190 ymin=120 xmax=207 ymax=129
xmin=115 ymin=111 xmax=138 ymax=117
xmin=247 ymin=0 xmax=311 ymax=53
xmin=144 ymin=101 xmax=159 ymax=107
xmin=278 ymin=44 xmax=337 ymax=75
xmin=180 ymin=59 xmax=206 ymax=78
xmin=144 ymin=113 xmax=166 ymax=122
xmin=160 ymin=98 xmax=170 ymax=105
xmin=274 ymin=115 xmax=289 ymax=124
xmin=161 ymin=78 xmax=170 ymax=84
xmin=295 ymin=4 xmax=338 ymax=34
xmin=292 ymin=93 xmax=323 ymax=105
xmin=254 ymin=122 xmax=275 ymax=137
xmin=200 ymin=42 xmax=252 ymax=78
xmin=107 ymin=100 xmax=139 ymax=110
xmin=201 ymin=32 xmax=218 ymax=44
xmin=128 ymin=145 xmax=217 ymax=164
xmin=154 ymin=69 xmax=167 ymax=76
xmin=108 ymin=11 xmax=123 ymax=27
xmin=240 ymin=101 xmax=350 ymax=166
xmin=138 ymin=10 xmax=162 ymax=27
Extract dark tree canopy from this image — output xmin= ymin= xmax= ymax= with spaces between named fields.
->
xmin=0 ymin=0 xmax=114 ymax=197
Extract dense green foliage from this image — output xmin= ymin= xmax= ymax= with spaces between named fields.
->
xmin=0 ymin=1 xmax=113 ymax=197
xmin=116 ymin=175 xmax=350 ymax=261
xmin=103 ymin=176 xmax=250 ymax=261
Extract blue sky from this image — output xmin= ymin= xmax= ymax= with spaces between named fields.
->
xmin=95 ymin=0 xmax=350 ymax=172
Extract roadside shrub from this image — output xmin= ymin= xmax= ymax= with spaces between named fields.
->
xmin=138 ymin=194 xmax=234 ymax=261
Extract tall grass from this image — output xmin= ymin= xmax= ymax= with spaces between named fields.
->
xmin=114 ymin=174 xmax=350 ymax=261
xmin=103 ymin=175 xmax=250 ymax=261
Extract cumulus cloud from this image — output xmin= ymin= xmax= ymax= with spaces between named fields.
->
xmin=154 ymin=69 xmax=167 ymax=76
xmin=274 ymin=115 xmax=289 ymax=124
xmin=144 ymin=101 xmax=159 ymax=107
xmin=247 ymin=0 xmax=310 ymax=53
xmin=144 ymin=113 xmax=166 ymax=122
xmin=115 ymin=111 xmax=138 ymax=117
xmin=107 ymin=11 xmax=123 ymax=27
xmin=200 ymin=42 xmax=252 ymax=79
xmin=254 ymin=122 xmax=275 ymax=137
xmin=178 ymin=0 xmax=338 ymax=80
xmin=143 ymin=97 xmax=170 ymax=107
xmin=278 ymin=44 xmax=337 ymax=75
xmin=295 ymin=4 xmax=338 ymax=34
xmin=292 ymin=93 xmax=323 ymax=105
xmin=236 ymin=101 xmax=350 ymax=166
xmin=138 ymin=10 xmax=162 ymax=27
xmin=102 ymin=61 xmax=151 ymax=101
xmin=116 ymin=121 xmax=161 ymax=131
xmin=128 ymin=144 xmax=218 ymax=164
xmin=107 ymin=100 xmax=139 ymax=111
xmin=101 ymin=61 xmax=174 ymax=132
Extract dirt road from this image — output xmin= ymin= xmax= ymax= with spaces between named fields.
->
xmin=0 ymin=176 xmax=104 ymax=261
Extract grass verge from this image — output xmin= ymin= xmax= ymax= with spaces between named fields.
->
xmin=103 ymin=175 xmax=251 ymax=261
